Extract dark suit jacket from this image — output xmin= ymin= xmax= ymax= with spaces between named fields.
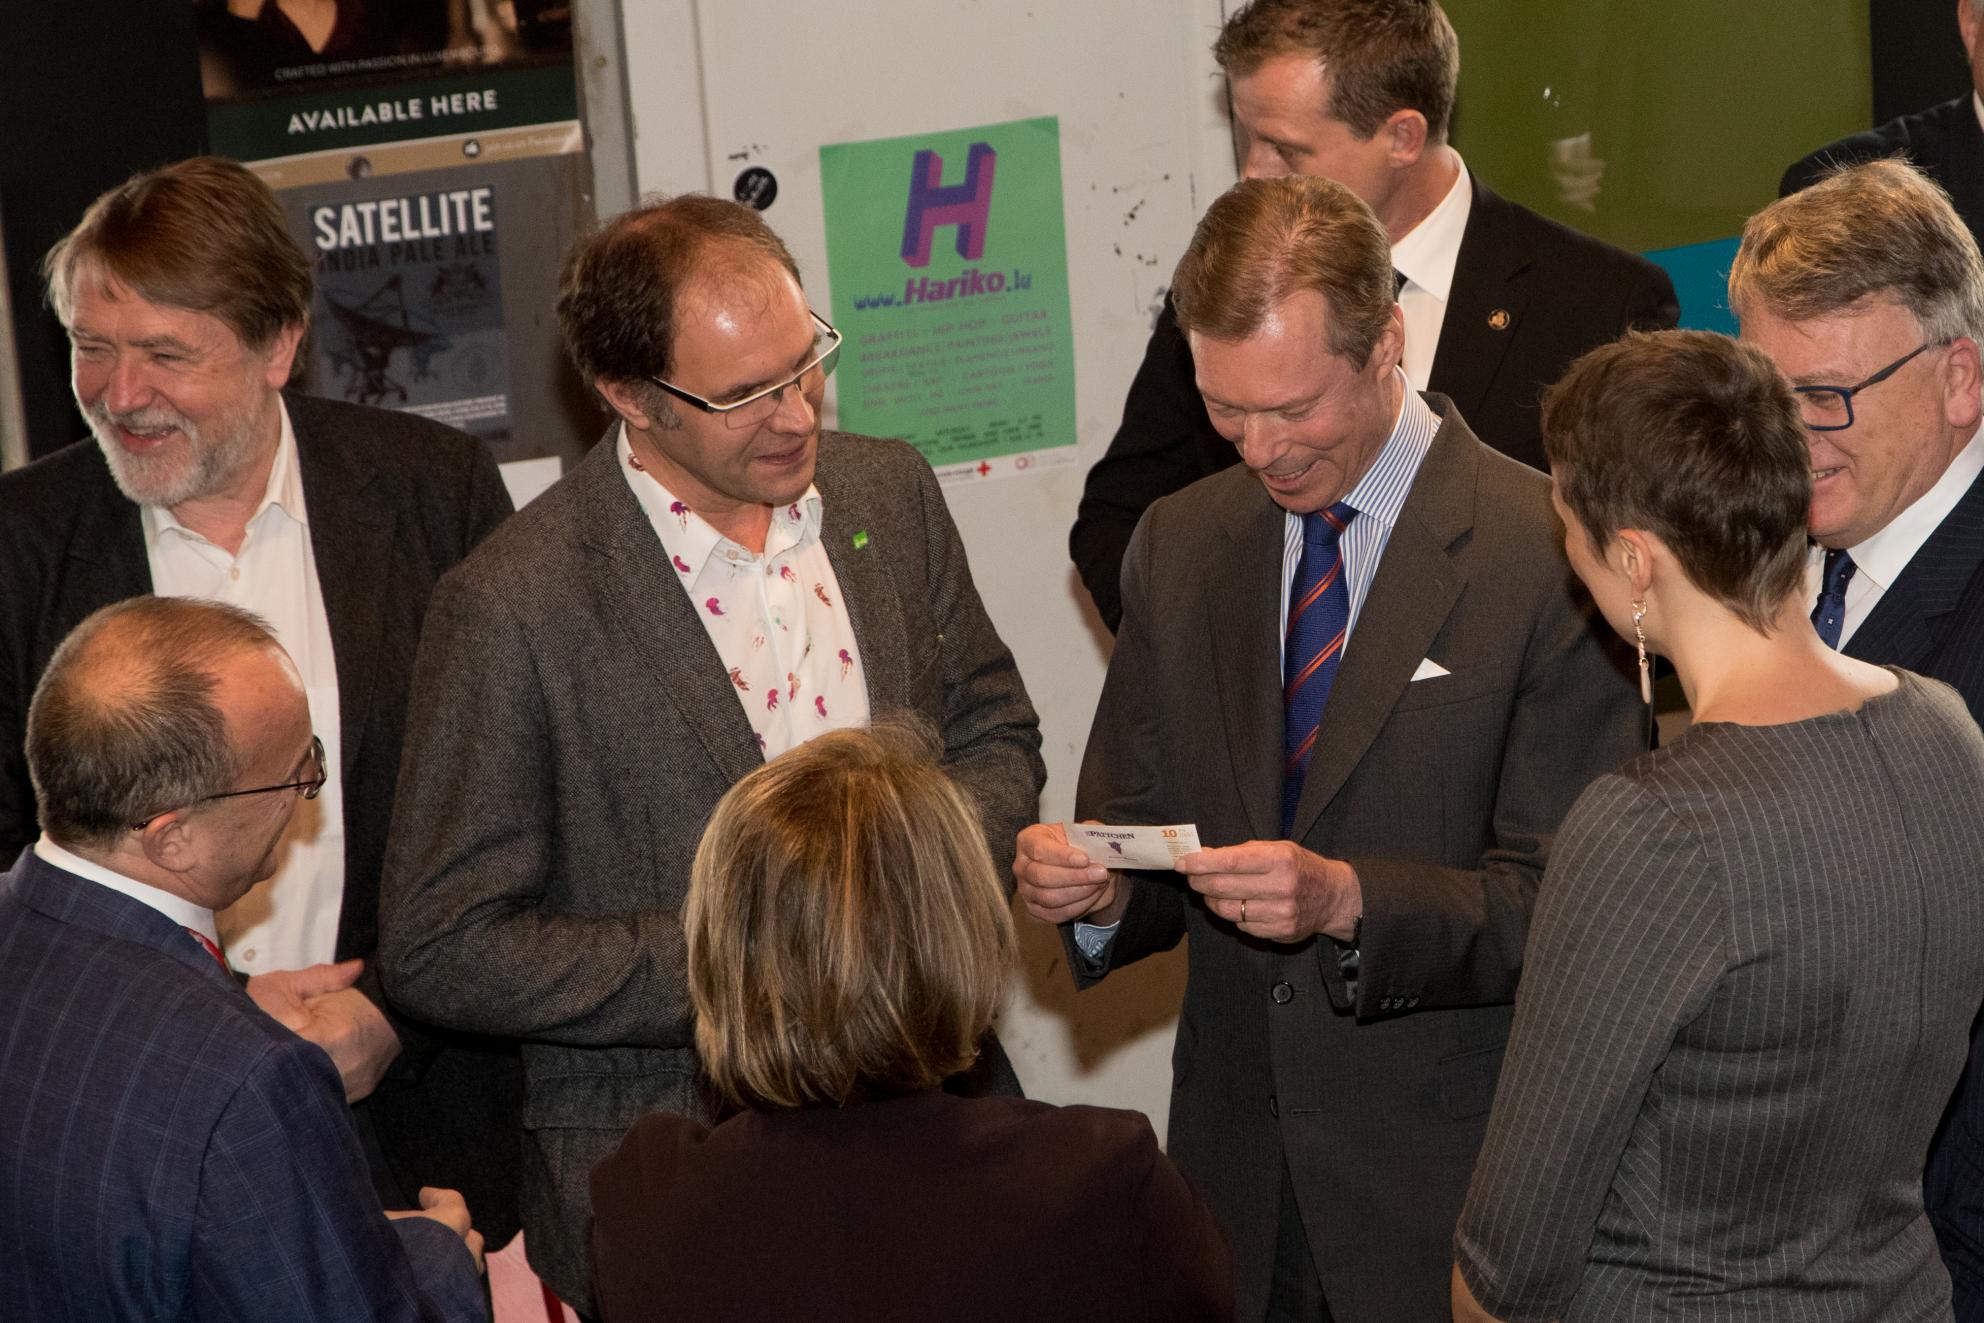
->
xmin=378 ymin=429 xmax=1047 ymax=1314
xmin=1781 ymin=94 xmax=1984 ymax=242
xmin=0 ymin=848 xmax=486 ymax=1323
xmin=1836 ymin=467 xmax=1984 ymax=1322
xmin=1069 ymin=399 xmax=1644 ymax=1323
xmin=0 ymin=391 xmax=523 ymax=1245
xmin=589 ymin=1090 xmax=1232 ymax=1322
xmin=1070 ymin=179 xmax=1679 ymax=630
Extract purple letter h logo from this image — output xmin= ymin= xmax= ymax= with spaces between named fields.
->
xmin=899 ymin=143 xmax=997 ymax=269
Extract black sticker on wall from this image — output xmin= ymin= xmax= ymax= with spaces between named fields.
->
xmin=734 ymin=167 xmax=777 ymax=210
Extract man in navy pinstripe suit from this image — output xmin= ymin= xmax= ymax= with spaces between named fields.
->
xmin=0 ymin=596 xmax=486 ymax=1323
xmin=1735 ymin=158 xmax=1984 ymax=1321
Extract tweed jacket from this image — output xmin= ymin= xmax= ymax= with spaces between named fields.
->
xmin=378 ymin=427 xmax=1046 ymax=1313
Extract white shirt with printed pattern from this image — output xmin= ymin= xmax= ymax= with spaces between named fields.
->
xmin=617 ymin=425 xmax=869 ymax=757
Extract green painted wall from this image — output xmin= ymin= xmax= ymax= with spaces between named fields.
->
xmin=1444 ymin=1 xmax=1873 ymax=328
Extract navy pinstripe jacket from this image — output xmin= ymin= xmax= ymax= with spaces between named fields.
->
xmin=0 ymin=848 xmax=485 ymax=1322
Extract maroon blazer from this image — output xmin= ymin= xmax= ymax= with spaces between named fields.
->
xmin=589 ymin=1090 xmax=1232 ymax=1322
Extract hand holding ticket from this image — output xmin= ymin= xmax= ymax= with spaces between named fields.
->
xmin=1065 ymin=822 xmax=1204 ymax=870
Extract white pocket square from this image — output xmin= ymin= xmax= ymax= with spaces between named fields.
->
xmin=1409 ymin=658 xmax=1450 ymax=682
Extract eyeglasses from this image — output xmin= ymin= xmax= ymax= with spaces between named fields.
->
xmin=1792 ymin=341 xmax=1939 ymax=431
xmin=648 ymin=311 xmax=842 ymax=430
xmin=131 ymin=734 xmax=327 ymax=830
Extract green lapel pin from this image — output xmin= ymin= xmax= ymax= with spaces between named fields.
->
xmin=852 ymin=531 xmax=870 ymax=550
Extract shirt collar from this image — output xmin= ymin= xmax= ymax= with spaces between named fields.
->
xmin=142 ymin=396 xmax=305 ymax=548
xmin=1335 ymin=368 xmax=1439 ymax=531
xmin=1839 ymin=422 xmax=1984 ymax=593
xmin=32 ymin=832 xmax=220 ymax=945
xmin=615 ymin=423 xmax=824 ymax=573
xmin=1389 ymin=159 xmax=1472 ymax=304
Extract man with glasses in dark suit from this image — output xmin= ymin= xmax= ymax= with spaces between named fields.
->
xmin=378 ymin=194 xmax=1046 ymax=1319
xmin=1735 ymin=158 xmax=1984 ymax=1322
xmin=0 ymin=596 xmax=486 ymax=1323
xmin=0 ymin=155 xmax=521 ymax=1248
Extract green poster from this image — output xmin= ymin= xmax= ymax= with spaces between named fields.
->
xmin=820 ymin=116 xmax=1076 ymax=481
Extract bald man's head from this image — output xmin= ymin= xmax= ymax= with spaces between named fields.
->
xmin=26 ymin=597 xmax=288 ymax=852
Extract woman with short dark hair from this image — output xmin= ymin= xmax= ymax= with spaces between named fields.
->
xmin=590 ymin=723 xmax=1231 ymax=1322
xmin=1453 ymin=330 xmax=1984 ymax=1322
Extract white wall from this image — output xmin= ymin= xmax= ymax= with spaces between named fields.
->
xmin=619 ymin=0 xmax=1238 ymax=1138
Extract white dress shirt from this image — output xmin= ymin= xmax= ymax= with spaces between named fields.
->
xmin=617 ymin=426 xmax=868 ymax=758
xmin=143 ymin=399 xmax=345 ymax=972
xmin=1806 ymin=424 xmax=1984 ymax=647
xmin=34 ymin=832 xmax=220 ymax=948
xmin=1390 ymin=161 xmax=1474 ymax=394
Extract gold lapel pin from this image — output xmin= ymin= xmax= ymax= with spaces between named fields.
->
xmin=1487 ymin=308 xmax=1511 ymax=331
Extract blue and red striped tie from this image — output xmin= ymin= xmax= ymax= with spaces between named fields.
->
xmin=184 ymin=927 xmax=229 ymax=974
xmin=1282 ymin=502 xmax=1356 ymax=836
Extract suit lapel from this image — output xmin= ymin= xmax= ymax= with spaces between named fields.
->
xmin=577 ymin=435 xmax=764 ymax=788
xmin=1428 ymin=182 xmax=1530 ymax=425
xmin=1846 ymin=467 xmax=1984 ymax=669
xmin=55 ymin=457 xmax=151 ymax=641
xmin=814 ymin=437 xmax=909 ymax=711
xmin=1288 ymin=408 xmax=1473 ymax=841
xmin=1210 ymin=482 xmax=1290 ymax=843
xmin=292 ymin=401 xmax=396 ymax=779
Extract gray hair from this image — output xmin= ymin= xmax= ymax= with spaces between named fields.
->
xmin=27 ymin=597 xmax=278 ymax=850
xmin=1729 ymin=158 xmax=1984 ymax=347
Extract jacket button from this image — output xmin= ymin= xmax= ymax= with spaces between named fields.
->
xmin=1270 ymin=981 xmax=1294 ymax=1004
xmin=1268 ymin=1094 xmax=1280 ymax=1118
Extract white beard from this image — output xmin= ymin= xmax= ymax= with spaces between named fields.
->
xmin=84 ymin=396 xmax=269 ymax=509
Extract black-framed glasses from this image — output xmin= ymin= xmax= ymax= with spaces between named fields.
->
xmin=648 ymin=311 xmax=842 ymax=431
xmin=1793 ymin=341 xmax=1939 ymax=432
xmin=130 ymin=734 xmax=326 ymax=830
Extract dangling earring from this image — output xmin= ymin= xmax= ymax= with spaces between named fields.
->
xmin=1631 ymin=599 xmax=1652 ymax=704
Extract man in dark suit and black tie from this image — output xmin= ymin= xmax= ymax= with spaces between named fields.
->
xmin=1781 ymin=0 xmax=1984 ymax=244
xmin=1016 ymin=174 xmax=1641 ymax=1323
xmin=1734 ymin=157 xmax=1984 ymax=1322
xmin=0 ymin=596 xmax=486 ymax=1322
xmin=1069 ymin=0 xmax=1679 ymax=631
xmin=0 ymin=156 xmax=521 ymax=1246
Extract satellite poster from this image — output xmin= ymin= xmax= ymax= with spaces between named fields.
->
xmin=306 ymin=182 xmax=511 ymax=439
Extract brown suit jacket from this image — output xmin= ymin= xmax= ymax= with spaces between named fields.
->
xmin=1069 ymin=397 xmax=1643 ymax=1323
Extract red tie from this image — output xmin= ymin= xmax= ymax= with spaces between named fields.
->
xmin=183 ymin=927 xmax=229 ymax=974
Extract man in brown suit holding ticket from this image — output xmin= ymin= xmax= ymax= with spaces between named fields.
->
xmin=1015 ymin=175 xmax=1639 ymax=1323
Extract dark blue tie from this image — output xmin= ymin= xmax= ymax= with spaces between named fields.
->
xmin=1282 ymin=503 xmax=1356 ymax=836
xmin=1811 ymin=548 xmax=1857 ymax=649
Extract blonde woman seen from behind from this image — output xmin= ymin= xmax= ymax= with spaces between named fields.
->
xmin=590 ymin=723 xmax=1232 ymax=1323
